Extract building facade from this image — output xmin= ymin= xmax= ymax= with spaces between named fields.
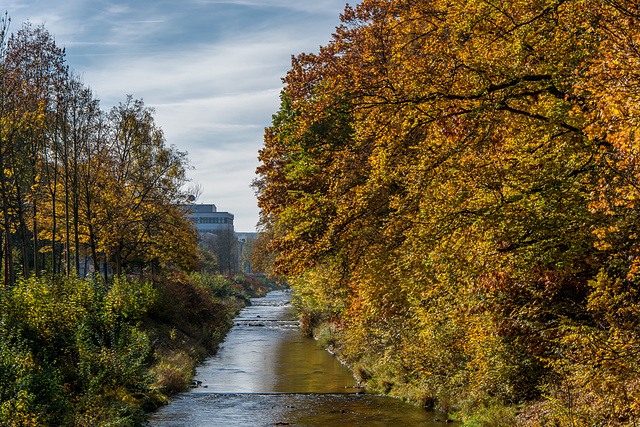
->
xmin=185 ymin=204 xmax=234 ymax=234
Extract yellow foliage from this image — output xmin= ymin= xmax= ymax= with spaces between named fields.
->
xmin=0 ymin=390 xmax=40 ymax=427
xmin=256 ymin=0 xmax=640 ymax=422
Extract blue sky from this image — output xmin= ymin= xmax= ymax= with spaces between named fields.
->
xmin=4 ymin=0 xmax=352 ymax=231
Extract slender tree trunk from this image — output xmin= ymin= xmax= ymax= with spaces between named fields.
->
xmin=19 ymin=218 xmax=29 ymax=279
xmin=89 ymin=223 xmax=99 ymax=280
xmin=51 ymin=154 xmax=58 ymax=276
xmin=3 ymin=230 xmax=9 ymax=287
xmin=115 ymin=243 xmax=122 ymax=276
xmin=73 ymin=153 xmax=80 ymax=276
xmin=15 ymin=184 xmax=30 ymax=279
xmin=50 ymin=117 xmax=62 ymax=276
xmin=0 ymin=231 xmax=3 ymax=285
xmin=33 ymin=206 xmax=39 ymax=277
xmin=72 ymin=164 xmax=79 ymax=276
xmin=103 ymin=253 xmax=109 ymax=282
xmin=31 ymin=141 xmax=41 ymax=278
xmin=73 ymin=205 xmax=80 ymax=276
xmin=64 ymin=158 xmax=70 ymax=276
xmin=0 ymin=159 xmax=14 ymax=287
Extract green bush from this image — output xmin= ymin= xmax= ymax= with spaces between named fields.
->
xmin=0 ymin=275 xmax=157 ymax=426
xmin=0 ymin=272 xmax=246 ymax=426
xmin=455 ymin=404 xmax=520 ymax=427
xmin=188 ymin=272 xmax=231 ymax=299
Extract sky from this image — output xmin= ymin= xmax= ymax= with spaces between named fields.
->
xmin=4 ymin=0 xmax=353 ymax=232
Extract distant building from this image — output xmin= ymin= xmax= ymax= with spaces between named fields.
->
xmin=185 ymin=203 xmax=264 ymax=273
xmin=235 ymin=232 xmax=258 ymax=243
xmin=185 ymin=203 xmax=234 ymax=234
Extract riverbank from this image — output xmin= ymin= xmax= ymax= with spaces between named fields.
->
xmin=147 ymin=272 xmax=283 ymax=397
xmin=296 ymin=306 xmax=513 ymax=426
xmin=0 ymin=272 xmax=283 ymax=426
xmin=149 ymin=289 xmax=453 ymax=427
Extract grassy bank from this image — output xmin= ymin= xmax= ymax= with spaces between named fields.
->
xmin=0 ymin=272 xmax=281 ymax=426
xmin=147 ymin=272 xmax=280 ymax=397
xmin=295 ymin=302 xmax=520 ymax=427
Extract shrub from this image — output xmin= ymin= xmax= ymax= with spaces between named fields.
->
xmin=0 ymin=275 xmax=158 ymax=425
xmin=0 ymin=272 xmax=246 ymax=425
xmin=150 ymin=350 xmax=194 ymax=394
xmin=188 ymin=272 xmax=231 ymax=299
xmin=455 ymin=404 xmax=520 ymax=427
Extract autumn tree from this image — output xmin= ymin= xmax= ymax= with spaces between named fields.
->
xmin=256 ymin=0 xmax=640 ymax=422
xmin=100 ymin=96 xmax=195 ymax=275
xmin=0 ymin=19 xmax=197 ymax=284
xmin=0 ymin=22 xmax=68 ymax=283
xmin=209 ymin=228 xmax=238 ymax=275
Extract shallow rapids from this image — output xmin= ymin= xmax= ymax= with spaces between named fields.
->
xmin=148 ymin=290 xmax=456 ymax=426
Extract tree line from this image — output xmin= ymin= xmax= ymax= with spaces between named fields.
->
xmin=0 ymin=16 xmax=197 ymax=287
xmin=255 ymin=0 xmax=640 ymax=424
xmin=0 ymin=14 xmax=277 ymax=426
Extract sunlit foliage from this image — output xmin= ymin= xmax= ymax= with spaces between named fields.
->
xmin=255 ymin=0 xmax=640 ymax=424
xmin=0 ymin=18 xmax=196 ymax=286
xmin=0 ymin=275 xmax=158 ymax=426
xmin=0 ymin=15 xmax=211 ymax=426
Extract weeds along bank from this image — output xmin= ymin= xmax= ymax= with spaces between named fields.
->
xmin=0 ymin=272 xmax=278 ymax=426
xmin=291 ymin=267 xmax=640 ymax=426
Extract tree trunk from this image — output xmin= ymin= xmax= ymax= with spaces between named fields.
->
xmin=15 ymin=184 xmax=30 ymax=279
xmin=0 ymin=165 xmax=14 ymax=287
xmin=89 ymin=222 xmax=99 ymax=280
xmin=33 ymin=208 xmax=39 ymax=277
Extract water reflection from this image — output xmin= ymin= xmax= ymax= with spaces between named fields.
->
xmin=184 ymin=290 xmax=356 ymax=394
xmin=271 ymin=326 xmax=358 ymax=393
xmin=148 ymin=290 xmax=456 ymax=426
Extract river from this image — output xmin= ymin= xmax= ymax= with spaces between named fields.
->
xmin=147 ymin=290 xmax=457 ymax=426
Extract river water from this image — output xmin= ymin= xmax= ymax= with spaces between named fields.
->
xmin=148 ymin=290 xmax=456 ymax=426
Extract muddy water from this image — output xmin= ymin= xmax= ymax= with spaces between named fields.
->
xmin=148 ymin=290 xmax=456 ymax=426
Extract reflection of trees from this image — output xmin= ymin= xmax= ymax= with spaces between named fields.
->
xmin=272 ymin=329 xmax=355 ymax=394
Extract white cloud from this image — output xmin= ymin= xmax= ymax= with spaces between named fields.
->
xmin=7 ymin=0 xmax=353 ymax=231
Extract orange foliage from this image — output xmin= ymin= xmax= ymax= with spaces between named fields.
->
xmin=256 ymin=0 xmax=640 ymax=423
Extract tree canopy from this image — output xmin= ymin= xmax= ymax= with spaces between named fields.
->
xmin=255 ymin=0 xmax=640 ymax=423
xmin=0 ymin=19 xmax=197 ymax=285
